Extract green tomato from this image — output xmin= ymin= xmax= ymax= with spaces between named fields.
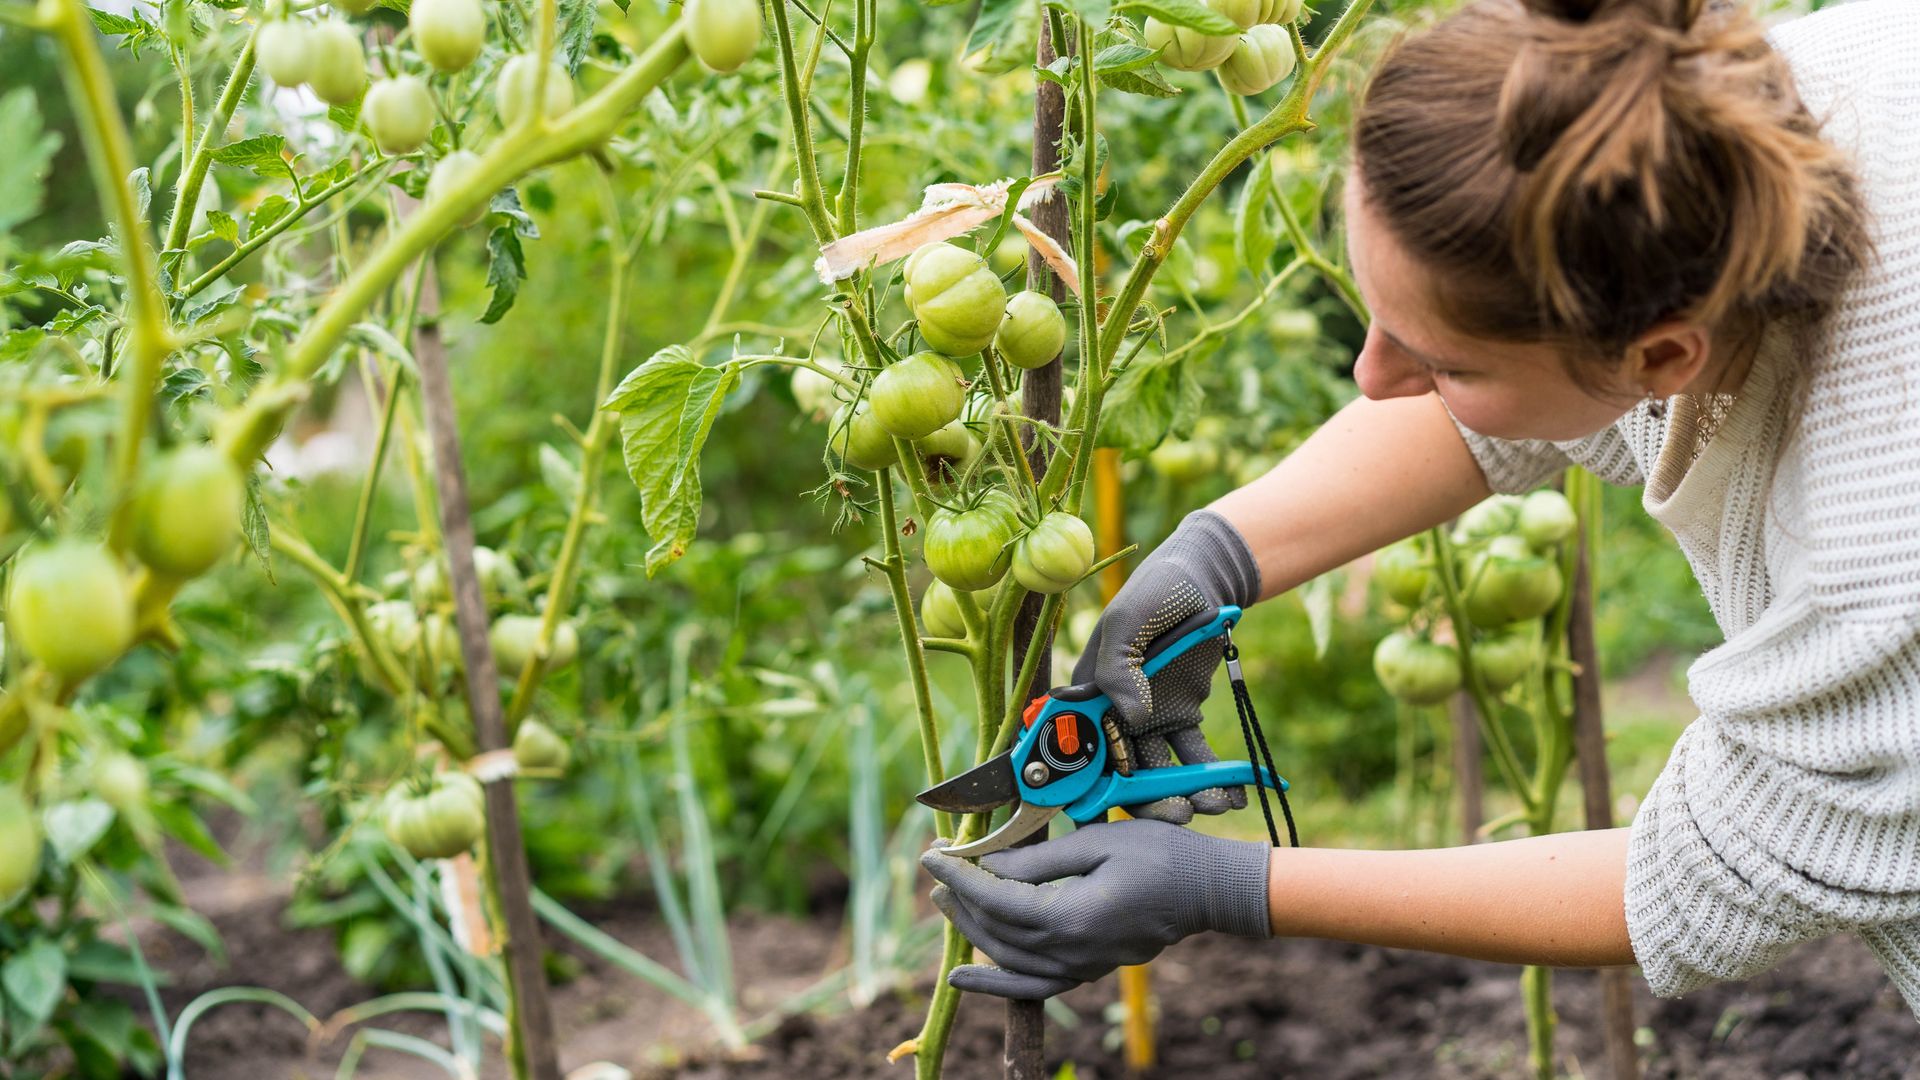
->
xmin=410 ymin=0 xmax=485 ymax=73
xmin=1218 ymin=24 xmax=1296 ymax=95
xmin=497 ymin=55 xmax=575 ymax=127
xmin=414 ymin=547 xmax=520 ymax=608
xmin=827 ymin=401 xmax=897 ymax=470
xmin=93 ymin=752 xmax=150 ymax=812
xmin=0 ymin=788 xmax=39 ymax=911
xmin=1518 ymin=490 xmax=1578 ymax=549
xmin=1258 ymin=0 xmax=1302 ymax=23
xmin=306 ymin=21 xmax=368 ymax=106
xmin=1472 ymin=625 xmax=1539 ymax=692
xmin=362 ymin=76 xmax=434 ymax=155
xmin=920 ymin=580 xmax=968 ymax=639
xmin=905 ymin=243 xmax=1006 ymax=357
xmin=924 ymin=502 xmax=1020 ymax=592
xmin=512 ymin=719 xmax=571 ymax=772
xmin=1372 ymin=631 xmax=1462 ymax=706
xmin=1012 ymin=512 xmax=1096 ymax=594
xmin=1144 ymin=17 xmax=1236 ymax=72
xmin=1373 ymin=541 xmax=1432 ymax=608
xmin=420 ymin=611 xmax=462 ymax=685
xmin=334 ymin=0 xmax=379 ymax=14
xmin=131 ymin=445 xmax=244 ymax=579
xmin=914 ymin=420 xmax=981 ymax=486
xmin=385 ymin=773 xmax=486 ymax=860
xmin=685 ymin=0 xmax=761 ymax=73
xmin=869 ymin=352 xmax=965 ymax=439
xmin=256 ymin=20 xmax=313 ymax=87
xmin=426 ymin=149 xmax=490 ymax=227
xmin=367 ymin=600 xmax=421 ymax=657
xmin=994 ymin=291 xmax=1067 ymax=370
xmin=7 ymin=541 xmax=134 ymax=684
xmin=1452 ymin=494 xmax=1522 ymax=543
xmin=791 ymin=360 xmax=844 ymax=420
xmin=1211 ymin=0 xmax=1263 ymax=29
xmin=1463 ymin=542 xmax=1564 ymax=628
xmin=1147 ymin=438 xmax=1220 ymax=482
xmin=490 ymin=614 xmax=579 ymax=675
xmin=1265 ymin=307 xmax=1320 ymax=342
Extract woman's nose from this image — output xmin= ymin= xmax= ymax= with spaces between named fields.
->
xmin=1353 ymin=328 xmax=1434 ymax=400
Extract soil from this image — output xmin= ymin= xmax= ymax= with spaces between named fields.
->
xmin=130 ymin=852 xmax=1916 ymax=1080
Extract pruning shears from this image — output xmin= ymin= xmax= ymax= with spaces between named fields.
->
xmin=918 ymin=605 xmax=1288 ymax=859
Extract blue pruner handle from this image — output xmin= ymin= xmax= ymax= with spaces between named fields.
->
xmin=1065 ymin=760 xmax=1287 ymax=825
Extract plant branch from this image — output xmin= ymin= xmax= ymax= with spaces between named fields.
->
xmin=166 ymin=22 xmax=259 ymax=253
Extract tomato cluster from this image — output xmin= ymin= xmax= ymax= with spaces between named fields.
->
xmin=1369 ymin=489 xmax=1577 ymax=706
xmin=1145 ymin=0 xmax=1302 ymax=95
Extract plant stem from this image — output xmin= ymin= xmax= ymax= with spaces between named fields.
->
xmin=46 ymin=0 xmax=174 ymax=551
xmin=876 ymin=467 xmax=951 ymax=839
xmin=182 ymin=162 xmax=387 ymax=299
xmin=343 ymin=356 xmax=405 ymax=586
xmin=166 ymin=22 xmax=259 ymax=253
xmin=832 ymin=0 xmax=873 ymax=233
xmin=768 ymin=0 xmax=838 ymax=243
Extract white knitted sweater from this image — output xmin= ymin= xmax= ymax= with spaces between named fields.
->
xmin=1449 ymin=0 xmax=1920 ymax=1015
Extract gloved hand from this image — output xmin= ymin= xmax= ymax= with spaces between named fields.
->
xmin=1074 ymin=507 xmax=1262 ymax=823
xmin=921 ymin=820 xmax=1272 ymax=1000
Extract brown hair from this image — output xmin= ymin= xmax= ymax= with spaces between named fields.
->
xmin=1351 ymin=0 xmax=1870 ymax=381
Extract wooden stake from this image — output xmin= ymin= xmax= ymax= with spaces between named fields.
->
xmin=1567 ymin=501 xmax=1639 ymax=1080
xmin=1451 ymin=692 xmax=1483 ymax=845
xmin=1005 ymin=14 xmax=1072 ymax=1079
xmin=412 ymin=263 xmax=563 ymax=1080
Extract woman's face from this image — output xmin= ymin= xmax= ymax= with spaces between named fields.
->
xmin=1343 ymin=180 xmax=1641 ymax=443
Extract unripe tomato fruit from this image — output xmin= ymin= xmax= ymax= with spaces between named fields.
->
xmin=385 ymin=773 xmax=486 ymax=860
xmin=685 ymin=0 xmax=761 ymax=73
xmin=924 ymin=502 xmax=1020 ymax=592
xmin=1144 ymin=18 xmax=1236 ymax=72
xmin=410 ymin=0 xmax=485 ymax=73
xmin=1518 ymin=490 xmax=1577 ymax=549
xmin=362 ymin=76 xmax=434 ymax=155
xmin=1258 ymin=0 xmax=1302 ymax=23
xmin=306 ymin=21 xmax=368 ymax=106
xmin=1147 ymin=438 xmax=1220 ymax=482
xmin=1473 ymin=625 xmax=1538 ymax=692
xmin=256 ymin=20 xmax=314 ymax=87
xmin=497 ymin=55 xmax=575 ymax=127
xmin=334 ymin=0 xmax=379 ymax=15
xmin=1211 ymin=0 xmax=1262 ymax=30
xmin=995 ymin=291 xmax=1067 ymax=370
xmin=414 ymin=547 xmax=520 ymax=609
xmin=1373 ymin=632 xmax=1462 ymax=705
xmin=1218 ymin=24 xmax=1296 ymax=95
xmin=1453 ymin=494 xmax=1522 ymax=543
xmin=7 ymin=541 xmax=134 ymax=683
xmin=420 ymin=612 xmax=462 ymax=683
xmin=920 ymin=580 xmax=968 ymax=639
xmin=1463 ymin=539 xmax=1564 ymax=628
xmin=131 ymin=445 xmax=244 ymax=579
xmin=1012 ymin=512 xmax=1096 ymax=594
xmin=367 ymin=600 xmax=421 ymax=660
xmin=512 ymin=719 xmax=571 ymax=772
xmin=490 ymin=614 xmax=579 ymax=675
xmin=915 ymin=420 xmax=981 ymax=484
xmin=1373 ymin=541 xmax=1431 ymax=608
xmin=0 ymin=788 xmax=40 ymax=911
xmin=791 ymin=360 xmax=843 ymax=420
xmin=94 ymin=752 xmax=150 ymax=812
xmin=828 ymin=401 xmax=897 ymax=470
xmin=426 ymin=150 xmax=489 ymax=227
xmin=870 ymin=352 xmax=965 ymax=440
xmin=905 ymin=243 xmax=1006 ymax=358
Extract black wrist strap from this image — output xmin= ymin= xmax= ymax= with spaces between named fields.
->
xmin=1223 ymin=630 xmax=1298 ymax=849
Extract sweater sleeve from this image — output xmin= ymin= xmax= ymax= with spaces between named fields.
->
xmin=1445 ymin=406 xmax=1649 ymax=494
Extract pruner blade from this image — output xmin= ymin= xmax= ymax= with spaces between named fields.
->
xmin=931 ymin=801 xmax=1061 ymax=860
xmin=916 ymin=750 xmax=1019 ymax=815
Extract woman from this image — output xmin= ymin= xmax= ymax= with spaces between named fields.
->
xmin=920 ymin=0 xmax=1920 ymax=1016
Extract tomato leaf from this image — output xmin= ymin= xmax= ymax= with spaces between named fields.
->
xmin=1116 ymin=0 xmax=1240 ymax=35
xmin=1094 ymin=349 xmax=1203 ymax=452
xmin=965 ymin=0 xmax=1038 ymax=75
xmin=1091 ymin=43 xmax=1158 ymax=73
xmin=605 ymin=347 xmax=742 ymax=575
xmin=41 ymin=799 xmax=114 ymax=863
xmin=0 ymin=90 xmax=61 ymax=237
xmin=241 ymin=472 xmax=274 ymax=583
xmin=210 ymin=134 xmax=296 ymax=185
xmin=479 ymin=225 xmax=526 ymax=324
xmin=2 ymin=938 xmax=67 ymax=1029
xmin=1300 ymin=573 xmax=1335 ymax=659
xmin=1233 ymin=153 xmax=1278 ymax=276
xmin=558 ymin=0 xmax=598 ymax=71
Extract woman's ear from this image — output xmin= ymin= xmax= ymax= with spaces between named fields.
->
xmin=1623 ymin=321 xmax=1714 ymax=398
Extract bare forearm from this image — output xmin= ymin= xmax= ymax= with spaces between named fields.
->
xmin=1212 ymin=392 xmax=1490 ymax=601
xmin=1267 ymin=828 xmax=1635 ymax=968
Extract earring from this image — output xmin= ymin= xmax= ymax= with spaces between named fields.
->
xmin=1645 ymin=389 xmax=1667 ymax=421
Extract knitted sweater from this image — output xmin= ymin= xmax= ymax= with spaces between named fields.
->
xmin=1448 ymin=0 xmax=1920 ymax=1014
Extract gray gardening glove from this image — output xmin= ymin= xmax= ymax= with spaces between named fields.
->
xmin=922 ymin=820 xmax=1272 ymax=1000
xmin=1073 ymin=508 xmax=1262 ymax=823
